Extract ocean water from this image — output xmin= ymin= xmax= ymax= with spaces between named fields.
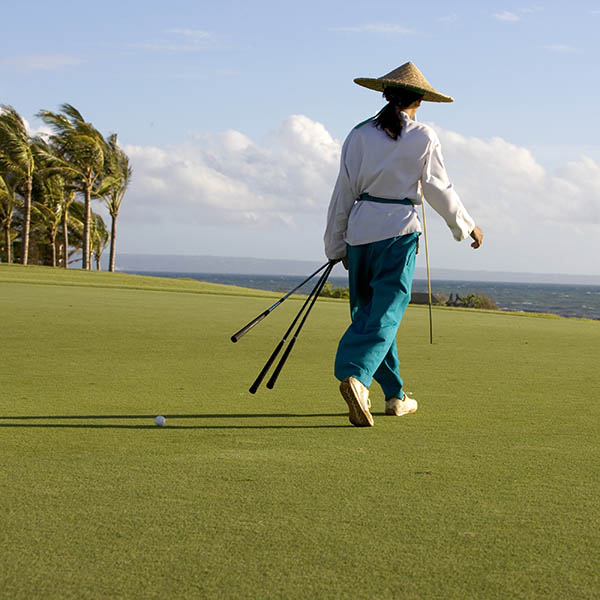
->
xmin=127 ymin=271 xmax=600 ymax=321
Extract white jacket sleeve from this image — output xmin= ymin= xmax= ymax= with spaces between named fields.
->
xmin=324 ymin=141 xmax=358 ymax=260
xmin=421 ymin=135 xmax=475 ymax=241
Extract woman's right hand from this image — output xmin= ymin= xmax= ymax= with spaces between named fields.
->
xmin=329 ymin=257 xmax=349 ymax=270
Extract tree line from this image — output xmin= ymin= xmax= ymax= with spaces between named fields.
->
xmin=0 ymin=104 xmax=131 ymax=271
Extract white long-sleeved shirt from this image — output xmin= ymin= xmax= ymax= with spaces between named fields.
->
xmin=324 ymin=112 xmax=475 ymax=260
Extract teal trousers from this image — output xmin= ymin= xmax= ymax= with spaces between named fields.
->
xmin=334 ymin=233 xmax=419 ymax=400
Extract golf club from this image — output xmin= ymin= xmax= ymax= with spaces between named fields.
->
xmin=421 ymin=195 xmax=433 ymax=345
xmin=249 ymin=265 xmax=332 ymax=394
xmin=230 ymin=261 xmax=330 ymax=343
xmin=265 ymin=261 xmax=334 ymax=390
xmin=415 ymin=114 xmax=433 ymax=344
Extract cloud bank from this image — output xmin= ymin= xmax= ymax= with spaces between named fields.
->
xmin=122 ymin=115 xmax=600 ymax=239
xmin=434 ymin=127 xmax=600 ymax=232
xmin=124 ymin=115 xmax=340 ymax=228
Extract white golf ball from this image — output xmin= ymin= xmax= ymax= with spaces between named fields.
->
xmin=154 ymin=415 xmax=166 ymax=427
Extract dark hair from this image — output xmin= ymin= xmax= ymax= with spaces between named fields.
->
xmin=375 ymin=86 xmax=424 ymax=140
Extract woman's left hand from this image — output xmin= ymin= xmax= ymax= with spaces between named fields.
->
xmin=470 ymin=226 xmax=483 ymax=249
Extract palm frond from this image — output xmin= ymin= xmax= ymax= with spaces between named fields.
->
xmin=0 ymin=175 xmax=9 ymax=207
xmin=0 ymin=107 xmax=34 ymax=176
xmin=36 ymin=110 xmax=75 ymax=135
xmin=98 ymin=132 xmax=132 ymax=215
xmin=60 ymin=103 xmax=85 ymax=124
xmin=0 ymin=154 xmax=23 ymax=176
xmin=0 ymin=105 xmax=28 ymax=138
xmin=0 ymin=142 xmax=31 ymax=175
xmin=95 ymin=175 xmax=121 ymax=196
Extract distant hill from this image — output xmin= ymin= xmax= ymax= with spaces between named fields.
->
xmin=111 ymin=253 xmax=600 ymax=285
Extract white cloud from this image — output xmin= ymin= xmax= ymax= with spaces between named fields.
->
xmin=543 ymin=44 xmax=580 ymax=53
xmin=130 ymin=28 xmax=219 ymax=52
xmin=434 ymin=125 xmax=600 ymax=231
xmin=437 ymin=14 xmax=458 ymax=23
xmin=491 ymin=6 xmax=542 ymax=21
xmin=492 ymin=11 xmax=520 ymax=22
xmin=123 ymin=115 xmax=341 ymax=228
xmin=164 ymin=28 xmax=214 ymax=40
xmin=331 ymin=23 xmax=414 ymax=35
xmin=128 ymin=42 xmax=213 ymax=52
xmin=121 ymin=115 xmax=600 ymax=242
xmin=0 ymin=55 xmax=84 ymax=71
xmin=556 ymin=157 xmax=600 ymax=222
xmin=21 ymin=117 xmax=53 ymax=139
xmin=520 ymin=5 xmax=543 ymax=14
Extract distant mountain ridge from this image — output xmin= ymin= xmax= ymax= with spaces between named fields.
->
xmin=112 ymin=253 xmax=600 ymax=285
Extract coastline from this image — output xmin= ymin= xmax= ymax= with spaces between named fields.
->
xmin=121 ymin=270 xmax=600 ymax=321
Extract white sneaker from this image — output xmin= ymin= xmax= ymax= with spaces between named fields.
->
xmin=339 ymin=377 xmax=374 ymax=427
xmin=385 ymin=394 xmax=418 ymax=416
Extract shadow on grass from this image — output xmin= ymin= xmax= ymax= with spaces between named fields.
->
xmin=0 ymin=413 xmax=349 ymax=429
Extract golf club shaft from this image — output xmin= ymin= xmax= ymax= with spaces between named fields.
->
xmin=230 ymin=261 xmax=330 ymax=343
xmin=421 ymin=200 xmax=433 ymax=345
xmin=266 ymin=261 xmax=334 ymax=389
xmin=248 ymin=267 xmax=331 ymax=394
xmin=416 ymin=114 xmax=434 ymax=345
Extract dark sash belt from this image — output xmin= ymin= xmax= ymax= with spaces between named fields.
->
xmin=358 ymin=193 xmax=414 ymax=206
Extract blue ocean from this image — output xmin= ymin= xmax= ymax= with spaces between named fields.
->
xmin=126 ymin=271 xmax=600 ymax=321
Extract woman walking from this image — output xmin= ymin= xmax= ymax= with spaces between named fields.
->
xmin=324 ymin=62 xmax=483 ymax=427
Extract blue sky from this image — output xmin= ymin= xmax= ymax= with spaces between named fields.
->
xmin=2 ymin=1 xmax=600 ymax=276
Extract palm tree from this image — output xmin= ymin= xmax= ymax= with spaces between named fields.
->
xmin=97 ymin=134 xmax=131 ymax=272
xmin=31 ymin=136 xmax=78 ymax=268
xmin=60 ymin=187 xmax=76 ymax=268
xmin=37 ymin=104 xmax=105 ymax=270
xmin=91 ymin=212 xmax=109 ymax=270
xmin=31 ymin=172 xmax=65 ymax=267
xmin=68 ymin=200 xmax=108 ymax=269
xmin=63 ymin=202 xmax=83 ymax=266
xmin=0 ymin=106 xmax=35 ymax=265
xmin=0 ymin=173 xmax=18 ymax=263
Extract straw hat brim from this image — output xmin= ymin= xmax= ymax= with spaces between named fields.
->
xmin=354 ymin=78 xmax=453 ymax=103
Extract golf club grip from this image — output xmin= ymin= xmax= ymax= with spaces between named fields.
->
xmin=249 ymin=339 xmax=285 ymax=394
xmin=230 ymin=311 xmax=269 ymax=342
xmin=266 ymin=337 xmax=297 ymax=389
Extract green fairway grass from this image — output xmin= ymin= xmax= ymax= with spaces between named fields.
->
xmin=1 ymin=264 xmax=599 ymax=599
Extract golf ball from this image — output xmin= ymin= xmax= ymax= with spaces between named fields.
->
xmin=154 ymin=415 xmax=166 ymax=427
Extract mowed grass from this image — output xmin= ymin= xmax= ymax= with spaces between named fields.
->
xmin=1 ymin=264 xmax=599 ymax=599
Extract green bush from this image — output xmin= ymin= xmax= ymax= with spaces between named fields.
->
xmin=321 ymin=282 xmax=350 ymax=299
xmin=455 ymin=293 xmax=499 ymax=310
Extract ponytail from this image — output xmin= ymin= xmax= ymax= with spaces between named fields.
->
xmin=375 ymin=87 xmax=424 ymax=140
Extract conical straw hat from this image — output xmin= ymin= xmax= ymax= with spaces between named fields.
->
xmin=354 ymin=61 xmax=453 ymax=103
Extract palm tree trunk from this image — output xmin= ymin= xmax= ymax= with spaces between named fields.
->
xmin=109 ymin=212 xmax=118 ymax=272
xmin=4 ymin=224 xmax=12 ymax=263
xmin=95 ymin=253 xmax=101 ymax=270
xmin=50 ymin=229 xmax=57 ymax=267
xmin=22 ymin=178 xmax=32 ymax=265
xmin=83 ymin=183 xmax=92 ymax=270
xmin=62 ymin=204 xmax=69 ymax=268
